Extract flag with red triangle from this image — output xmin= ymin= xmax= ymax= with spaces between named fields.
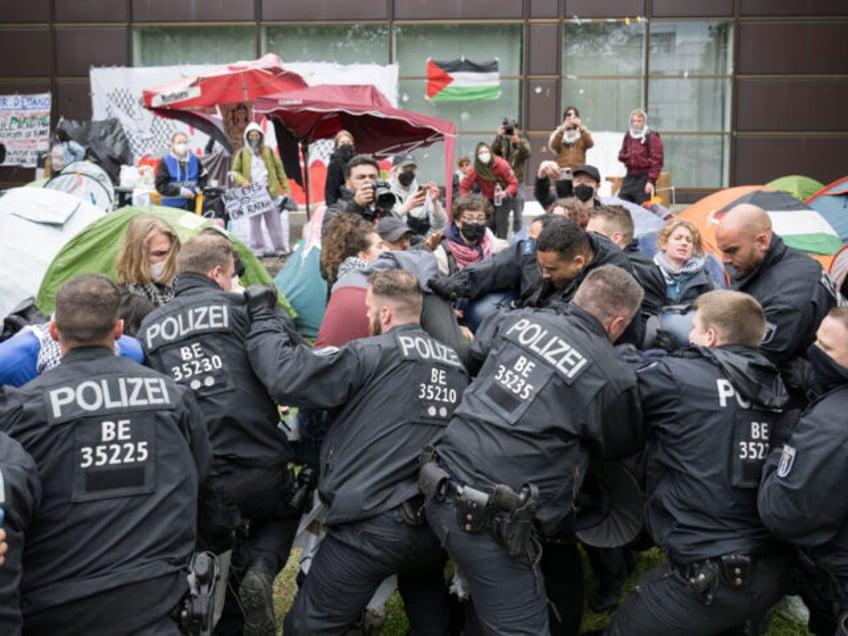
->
xmin=426 ymin=59 xmax=500 ymax=102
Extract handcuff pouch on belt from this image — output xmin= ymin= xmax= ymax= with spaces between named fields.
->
xmin=682 ymin=554 xmax=753 ymax=605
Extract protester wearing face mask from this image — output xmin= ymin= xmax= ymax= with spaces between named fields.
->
xmin=548 ymin=106 xmax=594 ymax=172
xmin=115 ymin=214 xmax=181 ymax=307
xmin=459 ymin=141 xmax=518 ymax=239
xmin=431 ymin=193 xmax=507 ymax=277
xmin=155 ymin=131 xmax=208 ymax=211
xmin=231 ymin=122 xmax=292 ymax=257
xmin=325 ymin=130 xmax=355 ymax=206
xmin=759 ymin=307 xmax=848 ymax=636
xmin=388 ymin=152 xmax=445 ymax=242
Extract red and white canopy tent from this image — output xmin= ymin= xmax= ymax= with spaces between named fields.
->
xmin=254 ymin=84 xmax=457 ymax=213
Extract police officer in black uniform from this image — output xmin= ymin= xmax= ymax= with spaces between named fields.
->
xmin=429 ymin=216 xmax=647 ymax=345
xmin=0 ymin=273 xmax=212 ymax=635
xmin=138 ymin=233 xmax=298 ymax=636
xmin=715 ymin=203 xmax=838 ymax=385
xmin=421 ymin=265 xmax=646 ymax=635
xmin=243 ymin=269 xmax=469 ymax=635
xmin=606 ymin=290 xmax=791 ymax=635
xmin=0 ymin=431 xmax=41 ymax=635
xmin=759 ymin=307 xmax=848 ymax=635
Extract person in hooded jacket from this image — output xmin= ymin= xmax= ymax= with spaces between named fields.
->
xmin=605 ymin=290 xmax=791 ymax=636
xmin=758 ymin=307 xmax=848 ymax=636
xmin=460 ymin=141 xmax=518 ymax=239
xmin=324 ymin=130 xmax=355 ymax=206
xmin=618 ymin=108 xmax=664 ymax=205
xmin=231 ymin=122 xmax=291 ymax=257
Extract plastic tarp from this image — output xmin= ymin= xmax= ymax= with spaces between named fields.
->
xmin=0 ymin=188 xmax=105 ymax=320
xmin=36 ymin=206 xmax=297 ymax=318
xmin=57 ymin=118 xmax=134 ymax=185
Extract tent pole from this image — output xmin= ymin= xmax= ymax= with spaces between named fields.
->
xmin=301 ymin=141 xmax=311 ymax=222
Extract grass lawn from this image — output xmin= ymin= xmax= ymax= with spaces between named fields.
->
xmin=271 ymin=545 xmax=812 ymax=634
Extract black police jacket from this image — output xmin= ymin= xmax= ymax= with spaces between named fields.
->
xmin=625 ymin=241 xmax=667 ymax=319
xmin=730 ymin=235 xmax=837 ymax=367
xmin=0 ymin=431 xmax=40 ymax=635
xmin=436 ymin=302 xmax=644 ymax=533
xmin=246 ymin=320 xmax=469 ymax=526
xmin=759 ymin=384 xmax=848 ymax=579
xmin=139 ymin=273 xmax=294 ymax=467
xmin=0 ymin=347 xmax=211 ymax=623
xmin=639 ymin=345 xmax=787 ymax=564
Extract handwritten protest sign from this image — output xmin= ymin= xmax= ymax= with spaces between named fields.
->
xmin=222 ymin=183 xmax=276 ymax=220
xmin=0 ymin=93 xmax=51 ymax=167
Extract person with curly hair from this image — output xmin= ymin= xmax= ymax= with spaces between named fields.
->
xmin=115 ymin=214 xmax=181 ymax=307
xmin=654 ymin=218 xmax=717 ymax=306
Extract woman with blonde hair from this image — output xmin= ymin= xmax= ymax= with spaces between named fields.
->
xmin=115 ymin=214 xmax=181 ymax=306
xmin=653 ymin=218 xmax=718 ymax=306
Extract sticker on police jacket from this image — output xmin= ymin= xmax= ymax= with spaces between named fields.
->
xmin=732 ymin=412 xmax=774 ymax=488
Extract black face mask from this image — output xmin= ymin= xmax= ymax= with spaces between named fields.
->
xmin=398 ymin=171 xmax=415 ymax=187
xmin=337 ymin=144 xmax=355 ymax=161
xmin=807 ymin=343 xmax=848 ymax=393
xmin=574 ymin=184 xmax=595 ymax=202
xmin=460 ymin=222 xmax=485 ymax=243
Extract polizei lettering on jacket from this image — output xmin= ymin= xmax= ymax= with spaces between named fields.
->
xmin=504 ymin=318 xmax=589 ymax=380
xmin=144 ymin=304 xmax=230 ymax=351
xmin=47 ymin=376 xmax=173 ymax=424
xmin=398 ymin=335 xmax=463 ymax=368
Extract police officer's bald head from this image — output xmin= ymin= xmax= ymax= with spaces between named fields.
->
xmin=52 ymin=273 xmax=121 ymax=349
xmin=715 ymin=204 xmax=773 ymax=279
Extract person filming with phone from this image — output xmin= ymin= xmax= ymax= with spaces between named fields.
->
xmin=548 ymin=106 xmax=594 ymax=173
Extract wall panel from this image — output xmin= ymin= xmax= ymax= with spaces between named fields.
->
xmin=55 ymin=28 xmax=129 ymax=76
xmin=132 ymin=0 xmax=254 ymax=22
xmin=736 ymin=80 xmax=848 ymax=132
xmin=56 ymin=0 xmax=129 ymax=22
xmin=0 ymin=30 xmax=51 ymax=77
xmin=738 ymin=22 xmax=848 ymax=75
xmin=528 ymin=23 xmax=559 ymax=76
xmin=734 ymin=137 xmax=847 ymax=185
xmin=263 ymin=0 xmax=385 ymax=21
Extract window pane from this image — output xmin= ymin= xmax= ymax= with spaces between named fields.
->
xmin=661 ymin=134 xmax=729 ymax=189
xmin=562 ymin=78 xmax=643 ymax=132
xmin=649 ymin=78 xmax=731 ymax=132
xmin=563 ymin=22 xmax=646 ymax=77
xmin=398 ymin=79 xmax=523 ymax=139
xmin=133 ymin=27 xmax=254 ymax=66
xmin=393 ymin=24 xmax=523 ymax=77
xmin=263 ymin=25 xmax=388 ymax=64
xmin=649 ymin=22 xmax=732 ymax=76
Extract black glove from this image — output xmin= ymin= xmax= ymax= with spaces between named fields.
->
xmin=244 ymin=284 xmax=278 ymax=323
xmin=427 ymin=276 xmax=457 ymax=301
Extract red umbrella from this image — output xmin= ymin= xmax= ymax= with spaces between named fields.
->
xmin=254 ymin=84 xmax=457 ymax=213
xmin=142 ymin=54 xmax=308 ymax=152
xmin=142 ymin=53 xmax=306 ymax=111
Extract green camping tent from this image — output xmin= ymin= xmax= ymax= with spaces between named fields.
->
xmin=766 ymin=175 xmax=824 ymax=202
xmin=36 ymin=206 xmax=296 ymax=317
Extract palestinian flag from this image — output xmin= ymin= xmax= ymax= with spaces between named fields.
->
xmin=426 ymin=59 xmax=501 ymax=102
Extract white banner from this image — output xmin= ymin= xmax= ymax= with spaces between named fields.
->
xmin=90 ymin=62 xmax=399 ymax=163
xmin=0 ymin=93 xmax=51 ymax=167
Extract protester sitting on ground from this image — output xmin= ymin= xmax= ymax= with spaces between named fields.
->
xmin=460 ymin=141 xmax=518 ymax=239
xmin=431 ymin=193 xmax=507 ymax=277
xmin=653 ymin=218 xmax=717 ymax=306
xmin=47 ymin=128 xmax=86 ymax=174
xmin=377 ymin=216 xmax=414 ymax=252
xmin=115 ymin=214 xmax=181 ymax=307
xmin=325 ymin=130 xmax=355 ymax=206
xmin=319 ymin=213 xmax=387 ymax=303
xmin=548 ymin=105 xmax=594 ymax=172
xmin=155 ymin=131 xmax=208 ymax=211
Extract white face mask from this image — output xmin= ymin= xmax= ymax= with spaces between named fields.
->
xmin=173 ymin=143 xmax=188 ymax=156
xmin=478 ymin=152 xmax=491 ymax=164
xmin=149 ymin=261 xmax=166 ymax=281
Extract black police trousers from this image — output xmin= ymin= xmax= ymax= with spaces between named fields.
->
xmin=605 ymin=553 xmax=791 ymax=635
xmin=425 ymin=496 xmax=549 ymax=636
xmin=284 ymin=507 xmax=450 ymax=636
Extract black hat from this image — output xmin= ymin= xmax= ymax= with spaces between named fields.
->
xmin=573 ymin=165 xmax=601 ymax=183
xmin=392 ymin=153 xmax=417 ymax=169
xmin=574 ymin=460 xmax=643 ymax=548
xmin=377 ymin=216 xmax=412 ymax=242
